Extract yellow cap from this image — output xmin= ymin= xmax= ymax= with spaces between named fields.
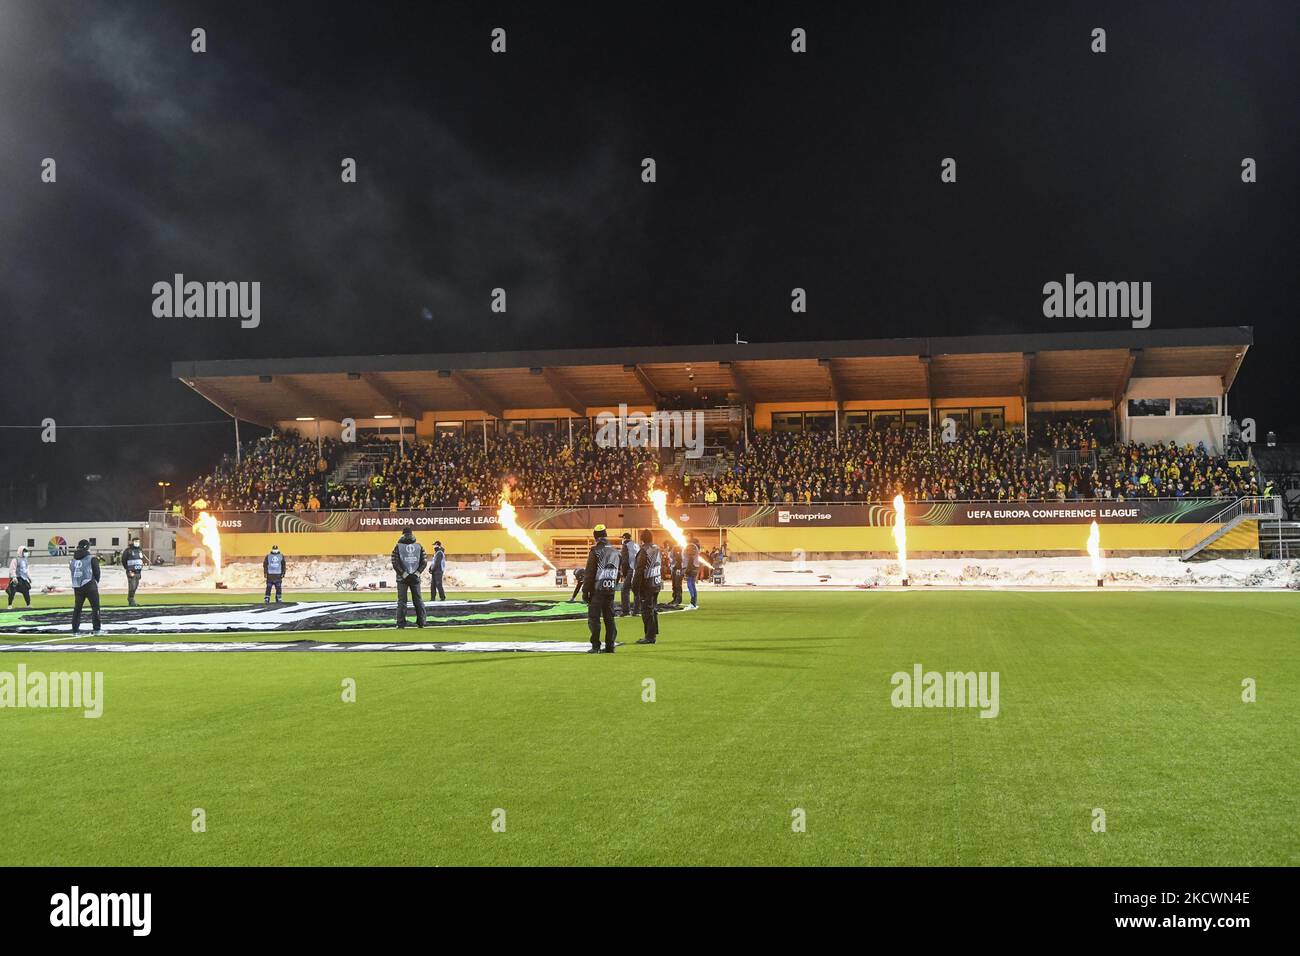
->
xmin=593 ymin=523 xmax=606 ymax=532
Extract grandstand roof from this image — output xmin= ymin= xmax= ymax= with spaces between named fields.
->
xmin=174 ymin=326 xmax=1253 ymax=426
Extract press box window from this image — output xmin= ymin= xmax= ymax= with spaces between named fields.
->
xmin=871 ymin=410 xmax=902 ymax=429
xmin=937 ymin=408 xmax=971 ymax=430
xmin=434 ymin=421 xmax=464 ymax=438
xmin=973 ymin=407 xmax=1005 ymax=430
xmin=903 ymin=410 xmax=930 ymax=430
xmin=772 ymin=412 xmax=803 ymax=432
xmin=1128 ymin=398 xmax=1170 ymax=417
xmin=843 ymin=413 xmax=872 ymax=430
xmin=1175 ymin=397 xmax=1218 ymax=416
xmin=804 ymin=412 xmax=836 ymax=432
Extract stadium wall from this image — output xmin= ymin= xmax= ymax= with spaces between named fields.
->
xmin=179 ymin=521 xmax=1257 ymax=560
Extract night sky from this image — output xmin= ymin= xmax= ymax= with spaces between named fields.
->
xmin=1 ymin=0 xmax=1297 ymax=518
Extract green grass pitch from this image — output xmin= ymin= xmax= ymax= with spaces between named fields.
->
xmin=1 ymin=589 xmax=1296 ymax=866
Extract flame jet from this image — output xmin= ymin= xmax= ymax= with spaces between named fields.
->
xmin=497 ymin=487 xmax=556 ymax=569
xmin=1087 ymin=520 xmax=1105 ymax=586
xmin=193 ymin=511 xmax=223 ymax=582
xmin=891 ymin=494 xmax=909 ymax=586
xmin=649 ymin=488 xmax=712 ymax=569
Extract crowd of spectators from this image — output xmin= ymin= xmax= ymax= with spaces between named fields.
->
xmin=691 ymin=420 xmax=1261 ymax=504
xmin=180 ymin=419 xmax=1264 ymax=512
xmin=1033 ymin=416 xmax=1112 ymax=451
xmin=330 ymin=433 xmax=682 ymax=510
xmin=182 ymin=431 xmax=339 ymax=514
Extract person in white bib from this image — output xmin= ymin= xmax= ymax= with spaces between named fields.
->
xmin=5 ymin=546 xmax=32 ymax=609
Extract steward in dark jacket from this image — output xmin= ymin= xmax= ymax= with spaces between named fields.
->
xmin=582 ymin=524 xmax=621 ymax=653
xmin=631 ymin=529 xmax=663 ymax=645
xmin=429 ymin=541 xmax=447 ymax=601
xmin=121 ymin=538 xmax=147 ymax=606
xmin=263 ymin=545 xmax=287 ymax=604
xmin=391 ymin=527 xmax=427 ymax=628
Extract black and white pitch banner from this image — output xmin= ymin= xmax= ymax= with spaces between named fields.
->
xmin=0 ymin=598 xmax=691 ymax=638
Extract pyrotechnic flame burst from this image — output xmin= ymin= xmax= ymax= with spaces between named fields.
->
xmin=193 ymin=511 xmax=223 ymax=581
xmin=497 ymin=487 xmax=555 ymax=569
xmin=1086 ymin=520 xmax=1105 ymax=582
xmin=891 ymin=494 xmax=908 ymax=583
xmin=649 ymin=488 xmax=712 ymax=569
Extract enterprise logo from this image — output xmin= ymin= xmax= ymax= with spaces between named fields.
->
xmin=778 ymin=510 xmax=832 ymax=523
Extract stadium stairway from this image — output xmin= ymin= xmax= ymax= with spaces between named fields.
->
xmin=677 ymin=445 xmax=729 ymax=481
xmin=1177 ymin=495 xmax=1283 ymax=560
xmin=329 ymin=444 xmax=387 ymax=486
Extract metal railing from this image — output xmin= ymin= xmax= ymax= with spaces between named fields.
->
xmin=1174 ymin=496 xmax=1283 ymax=557
xmin=1051 ymin=449 xmax=1098 ymax=471
xmin=1258 ymin=521 xmax=1300 ymax=560
xmin=148 ymin=509 xmax=189 ymax=528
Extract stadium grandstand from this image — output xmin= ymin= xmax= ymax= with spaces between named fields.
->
xmin=166 ymin=325 xmax=1287 ymax=562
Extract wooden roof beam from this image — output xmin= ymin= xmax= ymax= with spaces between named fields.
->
xmin=627 ymin=364 xmax=660 ymax=405
xmin=445 ymin=370 xmax=506 ymax=419
xmin=540 ymin=368 xmax=587 ymax=417
xmin=277 ymin=376 xmax=348 ymax=421
xmin=356 ymin=373 xmax=416 ymax=419
xmin=818 ymin=358 xmax=848 ymax=402
xmin=720 ymin=361 xmax=754 ymax=405
xmin=1112 ymin=349 xmax=1140 ymax=407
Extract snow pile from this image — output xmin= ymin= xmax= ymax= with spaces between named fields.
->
xmin=726 ymin=556 xmax=1300 ymax=591
xmin=15 ymin=558 xmax=562 ymax=594
xmin=19 ymin=563 xmax=212 ymax=594
xmin=16 ymin=556 xmax=1299 ymax=593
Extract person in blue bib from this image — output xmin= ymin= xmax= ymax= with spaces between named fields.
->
xmin=263 ymin=544 xmax=286 ymax=604
xmin=619 ymin=531 xmax=641 ymax=618
xmin=69 ymin=539 xmax=102 ymax=635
